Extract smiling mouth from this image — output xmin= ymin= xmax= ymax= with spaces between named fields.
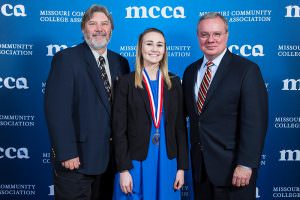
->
xmin=92 ymin=34 xmax=106 ymax=37
xmin=206 ymin=46 xmax=217 ymax=49
xmin=149 ymin=54 xmax=160 ymax=57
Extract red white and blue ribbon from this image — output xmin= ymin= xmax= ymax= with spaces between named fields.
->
xmin=142 ymin=69 xmax=164 ymax=129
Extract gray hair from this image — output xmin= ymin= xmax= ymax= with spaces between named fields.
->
xmin=197 ymin=12 xmax=228 ymax=33
xmin=81 ymin=4 xmax=114 ymax=30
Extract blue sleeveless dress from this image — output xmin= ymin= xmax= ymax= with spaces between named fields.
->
xmin=113 ymin=79 xmax=180 ymax=200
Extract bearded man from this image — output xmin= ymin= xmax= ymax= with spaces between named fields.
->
xmin=44 ymin=4 xmax=130 ymax=200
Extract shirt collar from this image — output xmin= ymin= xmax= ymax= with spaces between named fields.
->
xmin=88 ymin=45 xmax=108 ymax=63
xmin=203 ymin=48 xmax=227 ymax=68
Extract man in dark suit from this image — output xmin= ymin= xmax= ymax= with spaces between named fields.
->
xmin=44 ymin=4 xmax=130 ymax=200
xmin=182 ymin=12 xmax=268 ymax=200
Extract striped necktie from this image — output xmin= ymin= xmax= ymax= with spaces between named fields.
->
xmin=98 ymin=56 xmax=112 ymax=103
xmin=197 ymin=61 xmax=213 ymax=114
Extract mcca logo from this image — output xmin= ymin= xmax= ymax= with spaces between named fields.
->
xmin=0 ymin=147 xmax=30 ymax=159
xmin=125 ymin=6 xmax=186 ymax=19
xmin=228 ymin=44 xmax=265 ymax=57
xmin=48 ymin=185 xmax=54 ymax=196
xmin=279 ymin=149 xmax=300 ymax=161
xmin=256 ymin=187 xmax=260 ymax=198
xmin=46 ymin=44 xmax=68 ymax=56
xmin=282 ymin=79 xmax=300 ymax=91
xmin=0 ymin=77 xmax=29 ymax=89
xmin=46 ymin=44 xmax=77 ymax=56
xmin=1 ymin=4 xmax=26 ymax=17
xmin=285 ymin=5 xmax=300 ymax=17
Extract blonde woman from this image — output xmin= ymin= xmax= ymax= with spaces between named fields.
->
xmin=112 ymin=28 xmax=188 ymax=200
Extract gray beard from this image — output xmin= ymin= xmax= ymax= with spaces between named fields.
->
xmin=84 ymin=35 xmax=109 ymax=50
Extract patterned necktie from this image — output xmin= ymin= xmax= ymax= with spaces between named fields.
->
xmin=98 ymin=56 xmax=112 ymax=102
xmin=197 ymin=61 xmax=213 ymax=114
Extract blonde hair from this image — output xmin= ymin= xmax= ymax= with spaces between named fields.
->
xmin=135 ymin=28 xmax=172 ymax=89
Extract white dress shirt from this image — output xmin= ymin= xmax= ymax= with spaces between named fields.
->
xmin=194 ymin=49 xmax=227 ymax=102
xmin=90 ymin=47 xmax=112 ymax=86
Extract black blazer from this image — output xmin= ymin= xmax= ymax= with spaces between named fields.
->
xmin=183 ymin=50 xmax=268 ymax=186
xmin=45 ymin=42 xmax=130 ymax=175
xmin=113 ymin=72 xmax=188 ymax=172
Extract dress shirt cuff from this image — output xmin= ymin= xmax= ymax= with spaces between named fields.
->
xmin=237 ymin=164 xmax=252 ymax=170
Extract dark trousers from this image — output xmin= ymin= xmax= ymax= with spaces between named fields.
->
xmin=90 ymin=157 xmax=115 ymax=200
xmin=53 ymin=153 xmax=115 ymax=200
xmin=192 ymin=147 xmax=257 ymax=200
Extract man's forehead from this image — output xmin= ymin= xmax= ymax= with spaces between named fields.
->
xmin=88 ymin=12 xmax=109 ymax=21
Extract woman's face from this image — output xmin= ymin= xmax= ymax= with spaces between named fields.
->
xmin=141 ymin=31 xmax=165 ymax=67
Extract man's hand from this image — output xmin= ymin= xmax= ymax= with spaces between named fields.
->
xmin=61 ymin=157 xmax=80 ymax=170
xmin=232 ymin=165 xmax=252 ymax=187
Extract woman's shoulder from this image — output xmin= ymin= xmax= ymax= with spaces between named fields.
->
xmin=168 ymin=72 xmax=181 ymax=83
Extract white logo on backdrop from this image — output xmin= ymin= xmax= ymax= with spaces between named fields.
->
xmin=0 ymin=115 xmax=35 ymax=127
xmin=0 ymin=184 xmax=36 ymax=196
xmin=42 ymin=152 xmax=51 ymax=164
xmin=228 ymin=44 xmax=264 ymax=57
xmin=274 ymin=116 xmax=300 ymax=129
xmin=278 ymin=45 xmax=300 ymax=57
xmin=1 ymin=4 xmax=26 ymax=17
xmin=199 ymin=10 xmax=272 ymax=23
xmin=40 ymin=10 xmax=84 ymax=23
xmin=125 ymin=6 xmax=186 ymax=19
xmin=0 ymin=147 xmax=29 ymax=159
xmin=0 ymin=43 xmax=33 ymax=56
xmin=282 ymin=79 xmax=300 ymax=91
xmin=119 ymin=45 xmax=191 ymax=58
xmin=0 ymin=77 xmax=29 ymax=89
xmin=256 ymin=187 xmax=260 ymax=198
xmin=279 ymin=150 xmax=300 ymax=161
xmin=260 ymin=154 xmax=267 ymax=166
xmin=46 ymin=44 xmax=76 ymax=56
xmin=285 ymin=5 xmax=300 ymax=17
xmin=273 ymin=186 xmax=300 ymax=198
xmin=48 ymin=185 xmax=54 ymax=196
xmin=265 ymin=83 xmax=269 ymax=92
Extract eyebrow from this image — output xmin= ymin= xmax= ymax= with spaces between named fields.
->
xmin=144 ymin=40 xmax=165 ymax=44
xmin=88 ymin=20 xmax=109 ymax=23
xmin=199 ymin=31 xmax=223 ymax=33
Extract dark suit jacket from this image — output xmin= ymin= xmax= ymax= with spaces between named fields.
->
xmin=183 ymin=49 xmax=268 ymax=186
xmin=44 ymin=42 xmax=130 ymax=175
xmin=113 ymin=72 xmax=188 ymax=172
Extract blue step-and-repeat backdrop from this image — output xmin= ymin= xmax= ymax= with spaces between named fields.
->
xmin=1 ymin=0 xmax=300 ymax=199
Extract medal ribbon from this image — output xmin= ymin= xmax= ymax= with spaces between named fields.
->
xmin=142 ymin=69 xmax=164 ymax=129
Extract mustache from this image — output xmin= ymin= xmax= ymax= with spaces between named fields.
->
xmin=92 ymin=31 xmax=107 ymax=37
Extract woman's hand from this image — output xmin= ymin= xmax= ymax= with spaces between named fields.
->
xmin=120 ymin=170 xmax=133 ymax=194
xmin=173 ymin=169 xmax=184 ymax=190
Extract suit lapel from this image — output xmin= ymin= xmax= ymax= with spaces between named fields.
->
xmin=107 ymin=50 xmax=118 ymax=81
xmin=191 ymin=58 xmax=203 ymax=115
xmin=138 ymin=82 xmax=151 ymax=119
xmin=202 ymin=50 xmax=232 ymax=111
xmin=163 ymin=81 xmax=170 ymax=123
xmin=82 ymin=43 xmax=111 ymax=116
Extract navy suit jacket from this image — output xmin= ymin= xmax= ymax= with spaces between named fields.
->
xmin=45 ymin=42 xmax=130 ymax=175
xmin=183 ymin=49 xmax=268 ymax=186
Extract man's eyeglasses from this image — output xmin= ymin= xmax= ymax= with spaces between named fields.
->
xmin=199 ymin=32 xmax=227 ymax=40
